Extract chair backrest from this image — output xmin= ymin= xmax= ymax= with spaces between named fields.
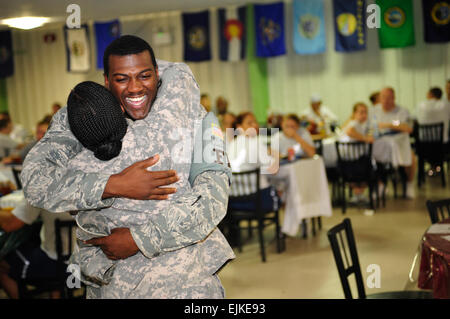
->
xmin=335 ymin=141 xmax=373 ymax=182
xmin=417 ymin=122 xmax=444 ymax=143
xmin=327 ymin=218 xmax=366 ymax=299
xmin=314 ymin=139 xmax=323 ymax=156
xmin=54 ymin=219 xmax=77 ymax=264
xmin=229 ymin=168 xmax=260 ymax=198
xmin=11 ymin=167 xmax=22 ymax=189
xmin=426 ymin=199 xmax=450 ymax=224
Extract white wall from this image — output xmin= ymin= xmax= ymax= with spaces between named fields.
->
xmin=268 ymin=0 xmax=450 ymax=123
xmin=5 ymin=0 xmax=450 ymax=131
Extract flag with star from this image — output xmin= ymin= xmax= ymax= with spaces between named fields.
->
xmin=218 ymin=6 xmax=247 ymax=61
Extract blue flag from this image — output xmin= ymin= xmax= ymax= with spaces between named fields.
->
xmin=333 ymin=0 xmax=366 ymax=52
xmin=254 ymin=2 xmax=286 ymax=57
xmin=0 ymin=30 xmax=14 ymax=78
xmin=94 ymin=20 xmax=121 ymax=70
xmin=422 ymin=0 xmax=450 ymax=43
xmin=293 ymin=0 xmax=326 ymax=55
xmin=183 ymin=11 xmax=211 ymax=62
xmin=218 ymin=6 xmax=247 ymax=61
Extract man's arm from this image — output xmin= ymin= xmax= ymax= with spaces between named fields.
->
xmin=21 ymin=108 xmax=178 ymax=213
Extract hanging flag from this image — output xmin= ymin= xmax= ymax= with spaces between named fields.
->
xmin=182 ymin=11 xmax=211 ymax=62
xmin=422 ymin=0 xmax=450 ymax=43
xmin=377 ymin=0 xmax=415 ymax=48
xmin=254 ymin=2 xmax=286 ymax=57
xmin=0 ymin=79 xmax=7 ymax=112
xmin=218 ymin=6 xmax=247 ymax=61
xmin=246 ymin=4 xmax=269 ymax=124
xmin=94 ymin=19 xmax=121 ymax=70
xmin=64 ymin=25 xmax=90 ymax=72
xmin=333 ymin=0 xmax=366 ymax=52
xmin=293 ymin=0 xmax=326 ymax=55
xmin=0 ymin=30 xmax=14 ymax=78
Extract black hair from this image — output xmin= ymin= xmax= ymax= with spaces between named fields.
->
xmin=0 ymin=119 xmax=10 ymax=131
xmin=67 ymin=81 xmax=128 ymax=161
xmin=103 ymin=35 xmax=157 ymax=77
xmin=369 ymin=92 xmax=380 ymax=104
xmin=429 ymin=87 xmax=443 ymax=99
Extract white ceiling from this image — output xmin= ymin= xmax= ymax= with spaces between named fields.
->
xmin=0 ymin=0 xmax=270 ymax=24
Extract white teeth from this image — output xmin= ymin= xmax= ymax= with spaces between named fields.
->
xmin=126 ymin=96 xmax=146 ymax=103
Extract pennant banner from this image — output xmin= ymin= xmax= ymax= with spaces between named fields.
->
xmin=293 ymin=0 xmax=326 ymax=55
xmin=218 ymin=6 xmax=247 ymax=61
xmin=333 ymin=0 xmax=366 ymax=52
xmin=182 ymin=10 xmax=211 ymax=62
xmin=64 ymin=25 xmax=91 ymax=72
xmin=94 ymin=19 xmax=121 ymax=69
xmin=254 ymin=2 xmax=286 ymax=57
xmin=0 ymin=30 xmax=14 ymax=78
xmin=377 ymin=0 xmax=415 ymax=48
xmin=422 ymin=0 xmax=450 ymax=43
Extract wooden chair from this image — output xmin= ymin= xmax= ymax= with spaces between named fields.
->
xmin=426 ymin=199 xmax=450 ymax=224
xmin=226 ymin=169 xmax=284 ymax=262
xmin=327 ymin=218 xmax=433 ymax=299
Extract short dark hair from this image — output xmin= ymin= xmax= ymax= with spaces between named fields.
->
xmin=0 ymin=118 xmax=10 ymax=131
xmin=369 ymin=92 xmax=379 ymax=104
xmin=429 ymin=87 xmax=443 ymax=99
xmin=103 ymin=35 xmax=157 ymax=77
xmin=284 ymin=113 xmax=301 ymax=126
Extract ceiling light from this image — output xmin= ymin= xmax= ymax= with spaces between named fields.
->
xmin=1 ymin=17 xmax=50 ymax=30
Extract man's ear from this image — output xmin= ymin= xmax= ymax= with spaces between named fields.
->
xmin=104 ymin=74 xmax=110 ymax=90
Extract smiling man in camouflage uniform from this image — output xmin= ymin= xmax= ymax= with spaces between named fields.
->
xmin=21 ymin=35 xmax=234 ymax=298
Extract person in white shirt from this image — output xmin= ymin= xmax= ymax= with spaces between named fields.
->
xmin=416 ymin=87 xmax=450 ymax=143
xmin=301 ymin=93 xmax=338 ymax=137
xmin=342 ymin=103 xmax=374 ymax=144
xmin=340 ymin=102 xmax=374 ymax=204
xmin=0 ymin=119 xmax=22 ymax=159
xmin=373 ymin=87 xmax=416 ymax=198
xmin=227 ymin=111 xmax=279 ymax=211
xmin=0 ymin=198 xmax=73 ymax=299
xmin=271 ymin=114 xmax=315 ymax=158
xmin=0 ymin=112 xmax=33 ymax=144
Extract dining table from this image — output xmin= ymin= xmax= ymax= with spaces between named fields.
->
xmin=417 ymin=218 xmax=450 ymax=299
xmin=269 ymin=155 xmax=332 ymax=237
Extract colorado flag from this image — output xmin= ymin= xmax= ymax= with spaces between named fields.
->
xmin=218 ymin=7 xmax=247 ymax=61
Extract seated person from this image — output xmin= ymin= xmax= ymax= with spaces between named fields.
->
xmin=221 ymin=112 xmax=236 ymax=142
xmin=65 ymin=79 xmax=234 ymax=298
xmin=2 ymin=117 xmax=51 ymax=165
xmin=0 ymin=112 xmax=33 ymax=144
xmin=374 ymin=87 xmax=415 ymax=198
xmin=340 ymin=102 xmax=374 ymax=204
xmin=227 ymin=112 xmax=279 ymax=212
xmin=416 ymin=87 xmax=449 ymax=144
xmin=301 ymin=93 xmax=338 ymax=138
xmin=271 ymin=113 xmax=316 ymax=159
xmin=0 ymin=198 xmax=73 ymax=299
xmin=341 ymin=103 xmax=374 ymax=144
xmin=0 ymin=119 xmax=24 ymax=159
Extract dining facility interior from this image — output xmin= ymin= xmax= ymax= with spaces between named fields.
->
xmin=0 ymin=0 xmax=449 ymax=299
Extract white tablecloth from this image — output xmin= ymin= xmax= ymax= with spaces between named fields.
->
xmin=270 ymin=156 xmax=332 ymax=237
xmin=322 ymin=133 xmax=412 ymax=168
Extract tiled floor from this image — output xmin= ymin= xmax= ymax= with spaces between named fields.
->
xmin=219 ymin=174 xmax=449 ymax=299
xmin=1 ymin=172 xmax=448 ymax=299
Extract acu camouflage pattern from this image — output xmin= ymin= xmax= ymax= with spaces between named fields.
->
xmin=21 ymin=60 xmax=235 ymax=298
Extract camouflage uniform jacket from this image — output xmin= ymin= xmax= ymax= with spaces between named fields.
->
xmin=21 ymin=60 xmax=235 ymax=298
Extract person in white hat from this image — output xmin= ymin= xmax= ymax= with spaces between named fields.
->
xmin=301 ymin=93 xmax=338 ymax=136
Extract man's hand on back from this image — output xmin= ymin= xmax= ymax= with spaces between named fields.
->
xmin=84 ymin=228 xmax=138 ymax=260
xmin=102 ymin=154 xmax=179 ymax=200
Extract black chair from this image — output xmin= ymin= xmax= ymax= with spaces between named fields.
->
xmin=313 ymin=139 xmax=323 ymax=156
xmin=18 ymin=218 xmax=83 ymax=299
xmin=426 ymin=199 xmax=450 ymax=224
xmin=416 ymin=123 xmax=446 ymax=187
xmin=226 ymin=169 xmax=284 ymax=262
xmin=335 ymin=141 xmax=378 ymax=214
xmin=327 ymin=218 xmax=433 ymax=299
xmin=11 ymin=167 xmax=22 ymax=190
